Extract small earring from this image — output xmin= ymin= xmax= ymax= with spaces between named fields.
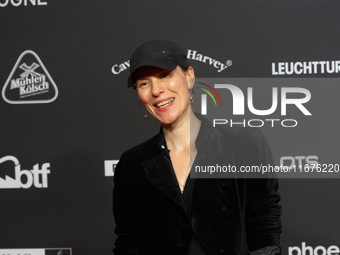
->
xmin=189 ymin=89 xmax=195 ymax=104
xmin=144 ymin=109 xmax=149 ymax=122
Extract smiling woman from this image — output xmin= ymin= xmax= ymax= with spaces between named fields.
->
xmin=135 ymin=65 xmax=194 ymax=126
xmin=112 ymin=39 xmax=282 ymax=255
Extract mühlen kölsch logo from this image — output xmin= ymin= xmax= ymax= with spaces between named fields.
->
xmin=2 ymin=50 xmax=58 ymax=104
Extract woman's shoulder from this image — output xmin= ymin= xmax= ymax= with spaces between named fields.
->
xmin=226 ymin=126 xmax=266 ymax=143
xmin=118 ymin=131 xmax=164 ymax=165
xmin=114 ymin=132 xmax=164 ymax=182
xmin=127 ymin=133 xmax=160 ymax=153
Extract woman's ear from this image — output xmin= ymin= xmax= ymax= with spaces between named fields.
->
xmin=186 ymin=66 xmax=195 ymax=90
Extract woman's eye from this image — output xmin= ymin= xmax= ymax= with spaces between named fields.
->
xmin=137 ymin=81 xmax=149 ymax=88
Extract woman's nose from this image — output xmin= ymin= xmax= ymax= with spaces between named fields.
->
xmin=151 ymin=79 xmax=165 ymax=96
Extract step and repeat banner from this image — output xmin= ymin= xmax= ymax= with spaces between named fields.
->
xmin=1 ymin=1 xmax=340 ymax=254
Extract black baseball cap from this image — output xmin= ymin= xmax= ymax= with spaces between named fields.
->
xmin=127 ymin=39 xmax=189 ymax=88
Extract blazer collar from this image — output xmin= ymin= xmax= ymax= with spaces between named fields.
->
xmin=142 ymin=128 xmax=188 ymax=215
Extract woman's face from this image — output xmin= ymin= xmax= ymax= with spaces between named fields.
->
xmin=135 ymin=65 xmax=194 ymax=126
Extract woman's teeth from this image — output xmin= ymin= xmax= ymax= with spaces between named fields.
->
xmin=156 ymin=98 xmax=174 ymax=108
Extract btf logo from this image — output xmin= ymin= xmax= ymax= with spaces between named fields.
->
xmin=0 ymin=155 xmax=50 ymax=189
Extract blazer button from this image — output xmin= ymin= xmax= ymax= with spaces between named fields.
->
xmin=220 ymin=248 xmax=225 ymax=253
xmin=221 ymin=206 xmax=227 ymax=211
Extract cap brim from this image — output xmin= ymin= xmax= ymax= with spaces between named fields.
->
xmin=127 ymin=58 xmax=179 ymax=88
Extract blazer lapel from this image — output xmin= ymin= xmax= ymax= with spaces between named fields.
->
xmin=142 ymin=150 xmax=188 ymax=215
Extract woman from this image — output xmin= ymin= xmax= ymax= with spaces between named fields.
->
xmin=113 ymin=39 xmax=282 ymax=255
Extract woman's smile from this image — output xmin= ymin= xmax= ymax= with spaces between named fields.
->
xmin=154 ymin=97 xmax=175 ymax=108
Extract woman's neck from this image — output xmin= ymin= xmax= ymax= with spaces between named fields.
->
xmin=162 ymin=108 xmax=201 ymax=152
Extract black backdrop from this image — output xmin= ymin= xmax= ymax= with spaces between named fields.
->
xmin=1 ymin=1 xmax=340 ymax=254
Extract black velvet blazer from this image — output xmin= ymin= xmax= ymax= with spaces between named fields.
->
xmin=112 ymin=118 xmax=282 ymax=255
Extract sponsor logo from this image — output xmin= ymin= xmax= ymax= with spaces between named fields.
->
xmin=2 ymin=50 xmax=58 ymax=104
xmin=195 ymin=80 xmax=311 ymax=128
xmin=0 ymin=0 xmax=47 ymax=7
xmin=289 ymin=242 xmax=339 ymax=255
xmin=0 ymin=155 xmax=50 ymax=189
xmin=272 ymin=61 xmax=340 ymax=76
xmin=111 ymin=60 xmax=130 ymax=75
xmin=104 ymin=160 xmax=119 ymax=176
xmin=187 ymin=50 xmax=232 ymax=73
xmin=111 ymin=50 xmax=232 ymax=75
xmin=280 ymin=155 xmax=319 ymax=168
xmin=0 ymin=248 xmax=72 ymax=255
